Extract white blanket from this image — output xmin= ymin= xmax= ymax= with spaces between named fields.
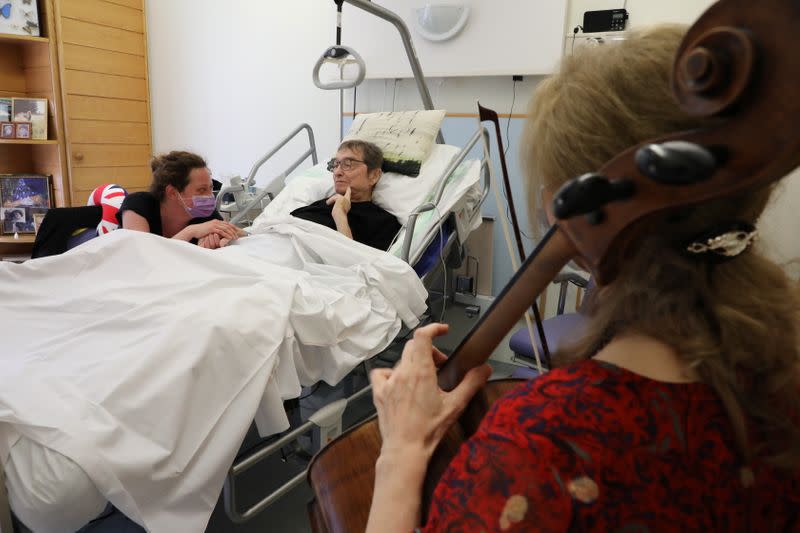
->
xmin=0 ymin=221 xmax=426 ymax=532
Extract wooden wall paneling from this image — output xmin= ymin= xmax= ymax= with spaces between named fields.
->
xmin=69 ymin=143 xmax=151 ymax=167
xmin=68 ymin=119 xmax=150 ymax=145
xmin=62 ymin=43 xmax=146 ymax=78
xmin=59 ymin=0 xmax=144 ymax=32
xmin=66 ymin=95 xmax=148 ymax=122
xmin=63 ymin=70 xmax=147 ymax=100
xmin=71 ymin=165 xmax=151 ymax=190
xmin=102 ymin=0 xmax=143 ymax=11
xmin=54 ymin=0 xmax=152 ymax=206
xmin=72 ymin=186 xmax=146 ymax=206
xmin=59 ymin=18 xmax=145 ymax=55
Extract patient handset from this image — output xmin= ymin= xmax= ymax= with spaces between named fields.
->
xmin=312 ymin=1 xmax=367 ymax=91
xmin=307 ymin=1 xmax=800 ymax=531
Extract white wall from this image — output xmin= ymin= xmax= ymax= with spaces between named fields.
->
xmin=145 ymin=0 xmax=341 ymax=187
xmin=343 ymin=0 xmax=567 ymax=78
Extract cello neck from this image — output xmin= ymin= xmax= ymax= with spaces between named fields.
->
xmin=436 ymin=226 xmax=575 ymax=391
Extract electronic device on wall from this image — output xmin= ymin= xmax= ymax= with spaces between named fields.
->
xmin=582 ymin=8 xmax=628 ymax=33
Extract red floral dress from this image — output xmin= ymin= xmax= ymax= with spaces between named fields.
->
xmin=422 ymin=360 xmax=800 ymax=532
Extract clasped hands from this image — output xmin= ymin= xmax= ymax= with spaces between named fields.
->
xmin=195 ymin=220 xmax=246 ymax=249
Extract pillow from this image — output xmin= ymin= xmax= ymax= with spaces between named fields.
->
xmin=343 ymin=110 xmax=446 ymax=177
xmin=372 ymin=143 xmax=459 ymax=224
xmin=87 ymin=183 xmax=127 ymax=235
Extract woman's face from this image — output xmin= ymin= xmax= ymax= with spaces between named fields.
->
xmin=331 ymin=148 xmax=380 ymax=201
xmin=174 ymin=167 xmax=213 ymax=206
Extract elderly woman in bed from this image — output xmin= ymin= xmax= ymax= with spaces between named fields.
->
xmin=290 ymin=140 xmax=401 ymax=250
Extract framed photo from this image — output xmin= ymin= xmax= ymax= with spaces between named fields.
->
xmin=0 ymin=122 xmax=14 ymax=139
xmin=0 ymin=98 xmax=11 ymax=123
xmin=0 ymin=207 xmax=33 ymax=234
xmin=12 ymin=98 xmax=47 ymax=140
xmin=0 ymin=1 xmax=41 ymax=37
xmin=14 ymin=122 xmax=31 ymax=139
xmin=0 ymin=175 xmax=50 ymax=235
xmin=32 ymin=210 xmax=46 ymax=234
xmin=0 ymin=175 xmax=50 ymax=210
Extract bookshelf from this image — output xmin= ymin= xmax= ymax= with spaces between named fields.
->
xmin=0 ymin=0 xmax=69 ymax=257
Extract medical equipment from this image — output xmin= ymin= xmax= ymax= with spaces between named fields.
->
xmin=582 ymin=8 xmax=628 ymax=33
xmin=216 ymin=124 xmax=319 ymax=225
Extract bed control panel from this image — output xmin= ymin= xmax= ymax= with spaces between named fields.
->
xmin=582 ymin=9 xmax=628 ymax=33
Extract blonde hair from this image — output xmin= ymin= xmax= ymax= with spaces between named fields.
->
xmin=523 ymin=25 xmax=800 ymax=469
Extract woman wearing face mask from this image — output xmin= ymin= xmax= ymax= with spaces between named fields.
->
xmin=117 ymin=151 xmax=242 ymax=248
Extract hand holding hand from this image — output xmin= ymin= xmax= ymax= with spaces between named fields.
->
xmin=193 ymin=220 xmax=240 ymax=241
xmin=370 ymin=323 xmax=492 ymax=460
xmin=198 ymin=233 xmax=222 ymax=249
xmin=326 ymin=186 xmax=352 ymax=217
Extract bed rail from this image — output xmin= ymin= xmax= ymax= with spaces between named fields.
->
xmin=400 ymin=126 xmax=492 ymax=265
xmin=216 ymin=123 xmax=318 ymax=225
xmin=223 ymin=382 xmax=373 ymax=524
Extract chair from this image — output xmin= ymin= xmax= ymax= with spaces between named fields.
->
xmin=31 ymin=205 xmax=103 ymax=259
xmin=509 ymin=272 xmax=592 ymax=378
xmin=31 ymin=184 xmax=128 ymax=259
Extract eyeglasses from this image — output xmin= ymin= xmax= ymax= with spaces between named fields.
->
xmin=326 ymin=157 xmax=366 ymax=172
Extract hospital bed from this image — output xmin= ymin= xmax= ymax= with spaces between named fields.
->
xmin=217 ymin=120 xmax=493 ymax=524
xmin=0 ymin=120 xmax=493 ymax=532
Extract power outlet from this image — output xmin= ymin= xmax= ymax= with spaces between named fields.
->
xmin=513 ymin=75 xmax=523 ymax=82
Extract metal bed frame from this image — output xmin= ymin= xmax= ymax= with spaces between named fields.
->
xmin=222 ymin=123 xmax=492 ymax=523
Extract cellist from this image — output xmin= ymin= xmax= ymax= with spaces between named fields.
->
xmin=365 ymin=25 xmax=800 ymax=532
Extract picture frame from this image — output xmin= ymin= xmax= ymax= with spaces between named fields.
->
xmin=12 ymin=98 xmax=47 ymax=140
xmin=0 ymin=122 xmax=14 ymax=139
xmin=0 ymin=175 xmax=51 ymax=235
xmin=14 ymin=122 xmax=31 ymax=139
xmin=32 ymin=210 xmax=46 ymax=234
xmin=0 ymin=98 xmax=11 ymax=123
xmin=0 ymin=1 xmax=41 ymax=37
xmin=1 ymin=207 xmax=31 ymax=234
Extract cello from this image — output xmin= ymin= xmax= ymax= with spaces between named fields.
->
xmin=307 ymin=0 xmax=800 ymax=530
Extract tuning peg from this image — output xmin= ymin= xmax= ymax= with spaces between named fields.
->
xmin=635 ymin=141 xmax=717 ymax=185
xmin=553 ymin=173 xmax=635 ymax=220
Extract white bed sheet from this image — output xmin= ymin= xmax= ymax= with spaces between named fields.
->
xmin=0 ymin=223 xmax=426 ymax=532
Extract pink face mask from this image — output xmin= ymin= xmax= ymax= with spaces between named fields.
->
xmin=179 ymin=195 xmax=216 ymax=218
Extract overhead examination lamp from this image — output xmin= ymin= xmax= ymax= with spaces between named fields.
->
xmin=312 ymin=0 xmax=445 ymax=144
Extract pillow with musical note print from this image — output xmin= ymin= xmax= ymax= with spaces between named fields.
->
xmin=344 ymin=110 xmax=446 ymax=177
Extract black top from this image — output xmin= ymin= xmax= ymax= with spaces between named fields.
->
xmin=116 ymin=191 xmax=222 ymax=237
xmin=291 ymin=199 xmax=401 ymax=250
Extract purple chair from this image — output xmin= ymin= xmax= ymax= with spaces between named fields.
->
xmin=509 ymin=272 xmax=592 ymax=375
